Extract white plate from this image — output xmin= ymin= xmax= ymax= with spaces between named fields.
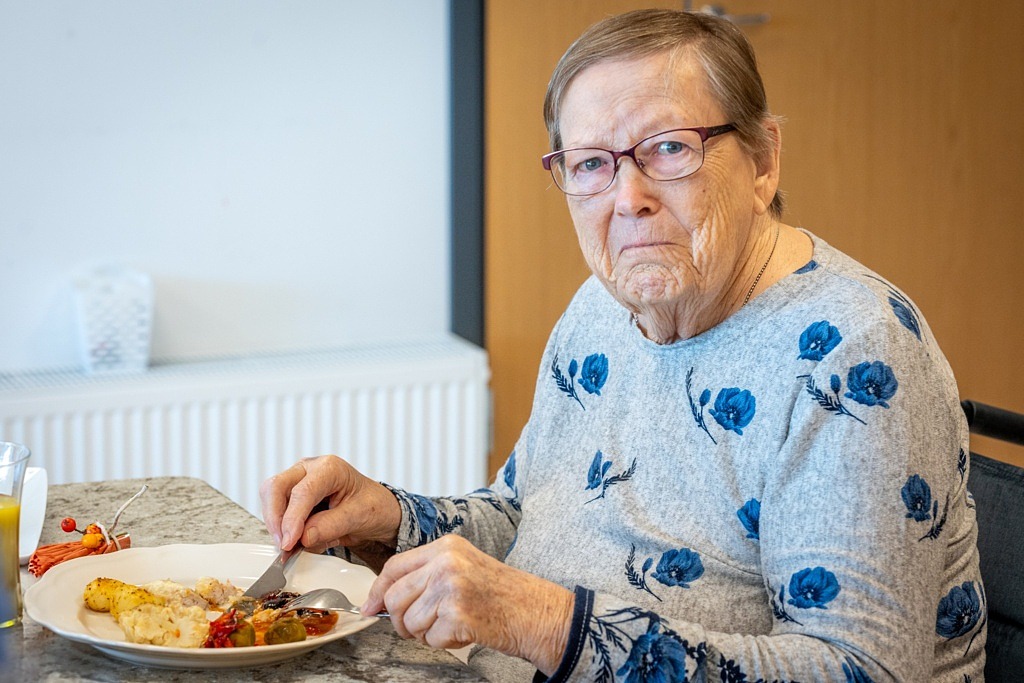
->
xmin=19 ymin=467 xmax=47 ymax=564
xmin=24 ymin=543 xmax=378 ymax=669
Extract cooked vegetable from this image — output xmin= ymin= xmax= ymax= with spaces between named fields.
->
xmin=264 ymin=617 xmax=307 ymax=645
xmin=83 ymin=577 xmax=164 ymax=619
xmin=258 ymin=590 xmax=300 ymax=611
xmin=228 ymin=619 xmax=256 ymax=647
xmin=204 ymin=609 xmax=256 ymax=648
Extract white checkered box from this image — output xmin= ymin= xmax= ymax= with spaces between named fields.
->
xmin=73 ymin=266 xmax=153 ymax=374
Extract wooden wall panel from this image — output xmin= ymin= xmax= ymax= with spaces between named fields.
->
xmin=485 ymin=1 xmax=1024 ymax=476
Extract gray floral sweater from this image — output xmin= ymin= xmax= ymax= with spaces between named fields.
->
xmin=387 ymin=232 xmax=986 ymax=682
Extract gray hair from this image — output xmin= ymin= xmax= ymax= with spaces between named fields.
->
xmin=543 ymin=9 xmax=784 ymax=217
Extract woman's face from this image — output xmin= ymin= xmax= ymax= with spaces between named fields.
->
xmin=558 ymin=50 xmax=772 ymax=316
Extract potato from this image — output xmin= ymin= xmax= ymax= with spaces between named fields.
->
xmin=84 ymin=577 xmax=165 ymax=619
xmin=83 ymin=577 xmax=123 ymax=613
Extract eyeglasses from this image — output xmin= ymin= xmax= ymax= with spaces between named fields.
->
xmin=541 ymin=124 xmax=737 ymax=197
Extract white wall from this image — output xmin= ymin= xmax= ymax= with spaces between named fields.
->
xmin=0 ymin=0 xmax=451 ymax=373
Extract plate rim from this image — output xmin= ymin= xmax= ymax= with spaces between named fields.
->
xmin=24 ymin=542 xmax=378 ymax=666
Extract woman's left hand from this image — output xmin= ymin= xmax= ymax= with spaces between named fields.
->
xmin=361 ymin=535 xmax=574 ymax=675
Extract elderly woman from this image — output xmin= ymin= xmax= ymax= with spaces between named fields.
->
xmin=261 ymin=9 xmax=985 ymax=682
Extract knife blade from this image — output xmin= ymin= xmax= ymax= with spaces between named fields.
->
xmin=243 ymin=547 xmax=292 ymax=598
xmin=244 ymin=497 xmax=331 ymax=598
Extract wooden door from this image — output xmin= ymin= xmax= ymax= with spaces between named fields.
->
xmin=485 ymin=1 xmax=1024 ymax=476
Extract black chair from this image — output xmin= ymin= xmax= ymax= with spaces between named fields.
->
xmin=962 ymin=399 xmax=1024 ymax=681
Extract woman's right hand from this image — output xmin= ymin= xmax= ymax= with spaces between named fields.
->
xmin=258 ymin=455 xmax=402 ymax=555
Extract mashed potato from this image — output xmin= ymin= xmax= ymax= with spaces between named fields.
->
xmin=142 ymin=580 xmax=209 ymax=609
xmin=195 ymin=577 xmax=242 ymax=609
xmin=117 ymin=602 xmax=210 ymax=648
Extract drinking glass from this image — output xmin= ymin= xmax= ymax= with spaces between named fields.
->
xmin=0 ymin=442 xmax=31 ymax=628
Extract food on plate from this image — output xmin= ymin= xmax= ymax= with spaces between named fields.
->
xmin=141 ymin=579 xmax=209 ymax=609
xmin=264 ymin=616 xmax=307 ymax=645
xmin=120 ymin=602 xmax=210 ymax=648
xmin=82 ymin=578 xmax=339 ymax=648
xmin=195 ymin=576 xmax=243 ymax=609
xmin=83 ymin=577 xmax=164 ymax=619
xmin=204 ymin=609 xmax=256 ymax=648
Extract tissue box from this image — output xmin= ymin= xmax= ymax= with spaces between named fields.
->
xmin=74 ymin=266 xmax=153 ymax=374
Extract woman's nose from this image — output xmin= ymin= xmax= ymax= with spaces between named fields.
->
xmin=612 ymin=158 xmax=658 ymax=216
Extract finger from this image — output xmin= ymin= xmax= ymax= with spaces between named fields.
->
xmin=399 ymin=577 xmax=444 ymax=645
xmin=424 ymin=618 xmax=472 ymax=650
xmin=383 ymin=564 xmax=438 ymax=642
xmin=278 ymin=459 xmax=340 ymax=549
xmin=362 ymin=547 xmax=432 ymax=615
xmin=258 ymin=464 xmax=308 ymax=547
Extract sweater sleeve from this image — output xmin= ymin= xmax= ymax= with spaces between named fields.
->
xmin=542 ymin=315 xmax=979 ymax=681
xmin=388 ymin=448 xmax=525 ymax=560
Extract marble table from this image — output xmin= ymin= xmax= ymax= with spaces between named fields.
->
xmin=2 ymin=477 xmax=487 ymax=682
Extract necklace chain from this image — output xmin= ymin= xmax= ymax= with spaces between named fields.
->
xmin=630 ymin=225 xmax=781 ymax=342
xmin=743 ymin=224 xmax=780 ymax=306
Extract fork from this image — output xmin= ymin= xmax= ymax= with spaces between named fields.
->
xmin=283 ymin=587 xmax=389 ymax=618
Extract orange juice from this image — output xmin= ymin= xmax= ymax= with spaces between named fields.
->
xmin=0 ymin=494 xmax=20 ymax=627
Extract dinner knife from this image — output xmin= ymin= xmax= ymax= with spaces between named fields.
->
xmin=243 ymin=497 xmax=330 ymax=599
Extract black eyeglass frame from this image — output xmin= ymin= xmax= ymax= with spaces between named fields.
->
xmin=540 ymin=123 xmax=737 ymax=196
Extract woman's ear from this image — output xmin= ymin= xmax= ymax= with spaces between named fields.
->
xmin=752 ymin=119 xmax=782 ymax=216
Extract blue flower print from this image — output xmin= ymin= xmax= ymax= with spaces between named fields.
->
xmin=503 ymin=450 xmax=517 ymax=493
xmin=787 ymin=566 xmax=841 ymax=609
xmin=769 ymin=582 xmax=803 ymax=626
xmin=584 ymin=451 xmax=637 ymax=504
xmin=552 ymin=355 xmax=585 ymax=409
xmin=845 ymin=361 xmax=898 ymax=408
xmin=802 ymin=374 xmax=867 ymax=425
xmin=551 ymin=352 xmax=609 ymax=410
xmin=616 ymin=620 xmax=689 ymax=683
xmin=404 ymin=492 xmax=464 ymax=545
xmin=737 ymin=498 xmax=761 ymax=540
xmin=717 ymin=654 xmax=800 ymax=683
xmin=709 ymin=388 xmax=756 ymax=435
xmin=889 ymin=296 xmax=922 ymax=340
xmin=585 ymin=607 xmax=706 ymax=682
xmin=579 ymin=353 xmax=609 ymax=395
xmin=652 ymin=548 xmax=705 ymax=588
xmin=936 ymin=582 xmax=982 ymax=639
xmin=625 ymin=545 xmax=662 ymax=600
xmin=686 ymin=368 xmax=717 ymax=445
xmin=625 ymin=545 xmax=703 ymax=600
xmin=901 ymin=474 xmax=951 ymax=541
xmin=843 ymin=657 xmax=875 ymax=683
xmin=586 ymin=450 xmax=612 ymax=490
xmin=794 ymin=259 xmax=819 ymax=274
xmin=688 ymin=369 xmax=757 ymax=441
xmin=389 ymin=486 xmax=466 ymax=546
xmin=409 ymin=493 xmax=439 ymax=537
xmin=901 ymin=474 xmax=933 ymax=522
xmin=798 ymin=320 xmax=842 ymax=361
xmin=866 ymin=274 xmax=922 ymax=341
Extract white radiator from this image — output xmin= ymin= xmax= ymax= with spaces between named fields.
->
xmin=0 ymin=336 xmax=490 ymax=518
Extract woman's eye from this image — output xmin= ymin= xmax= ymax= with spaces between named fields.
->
xmin=578 ymin=157 xmax=605 ymax=173
xmin=657 ymin=140 xmax=686 ymax=155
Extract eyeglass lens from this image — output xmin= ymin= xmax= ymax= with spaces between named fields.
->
xmin=551 ymin=129 xmax=706 ymax=196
